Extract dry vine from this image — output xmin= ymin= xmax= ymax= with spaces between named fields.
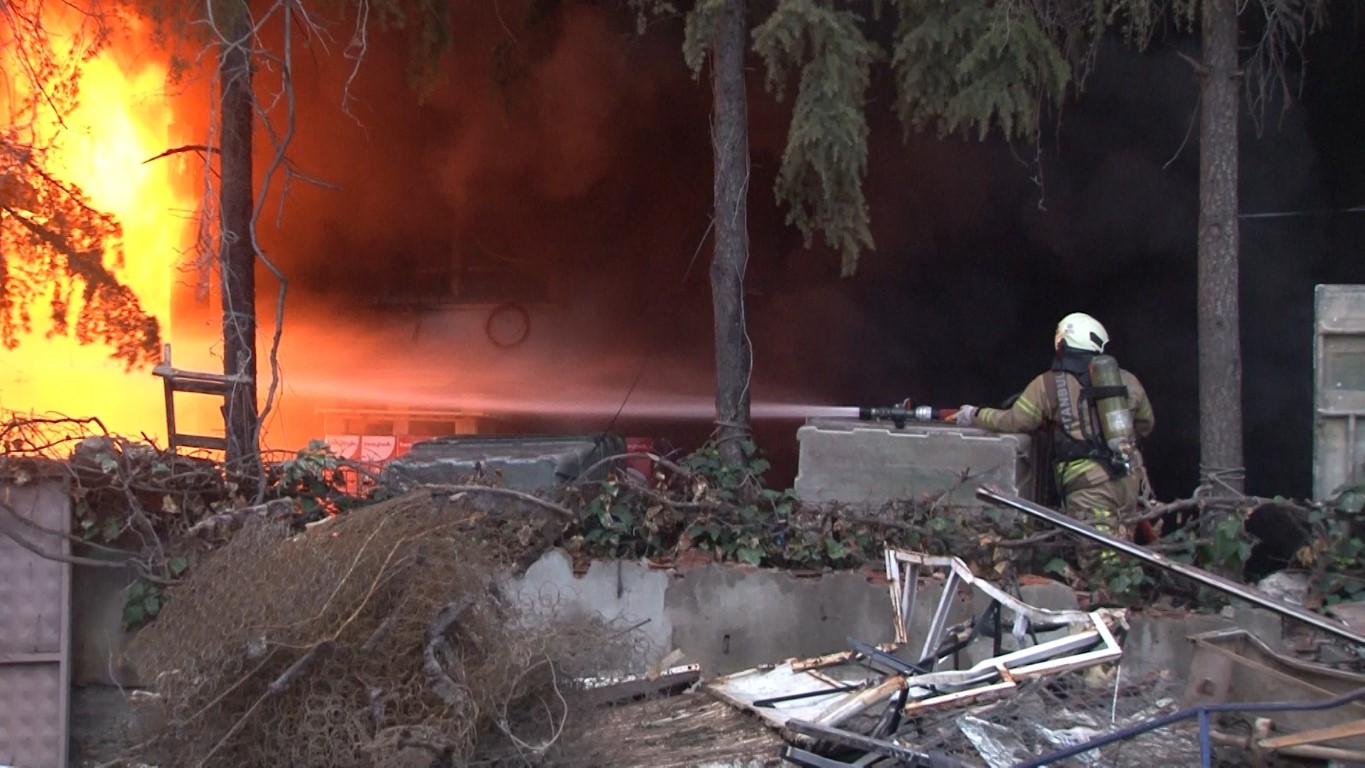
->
xmin=123 ymin=490 xmax=644 ymax=767
xmin=0 ymin=412 xmax=235 ymax=584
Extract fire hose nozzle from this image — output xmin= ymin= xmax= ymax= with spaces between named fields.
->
xmin=858 ymin=404 xmax=941 ymax=428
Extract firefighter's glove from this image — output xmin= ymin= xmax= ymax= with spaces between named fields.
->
xmin=956 ymin=405 xmax=977 ymax=426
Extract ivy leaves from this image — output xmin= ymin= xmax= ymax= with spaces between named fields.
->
xmin=567 ymin=440 xmax=872 ymax=569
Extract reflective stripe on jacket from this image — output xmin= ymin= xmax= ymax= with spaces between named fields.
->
xmin=975 ymin=367 xmax=1155 ymax=489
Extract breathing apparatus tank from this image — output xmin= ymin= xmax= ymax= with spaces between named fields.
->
xmin=1087 ymin=354 xmax=1136 ymax=468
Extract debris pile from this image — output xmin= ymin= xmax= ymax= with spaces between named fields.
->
xmin=125 ymin=490 xmax=640 ymax=767
xmin=703 ymin=548 xmax=1203 ymax=767
xmin=907 ymin=669 xmax=1195 ymax=766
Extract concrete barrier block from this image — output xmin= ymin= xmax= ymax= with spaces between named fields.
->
xmin=665 ymin=566 xmax=898 ymax=677
xmin=384 ymin=434 xmax=626 ymax=491
xmin=1120 ymin=606 xmax=1282 ymax=683
xmin=793 ymin=419 xmax=1035 ymax=508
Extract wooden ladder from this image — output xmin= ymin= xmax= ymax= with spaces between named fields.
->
xmin=151 ymin=344 xmax=249 ymax=452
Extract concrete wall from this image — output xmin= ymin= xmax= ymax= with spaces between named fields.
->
xmin=503 ymin=550 xmax=1284 ymax=679
xmin=70 ymin=546 xmax=1287 ymax=686
xmin=1120 ymin=605 xmax=1284 ymax=682
xmin=70 ymin=559 xmax=142 ymax=687
xmin=68 ymin=547 xmax=1294 ymax=764
xmin=509 ymin=551 xmax=898 ymax=676
xmin=71 ymin=544 xmax=1290 ymax=690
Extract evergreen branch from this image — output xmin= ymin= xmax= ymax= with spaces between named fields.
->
xmin=753 ymin=0 xmax=879 ymax=274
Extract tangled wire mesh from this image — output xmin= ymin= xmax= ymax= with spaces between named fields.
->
xmin=125 ymin=490 xmax=643 ymax=767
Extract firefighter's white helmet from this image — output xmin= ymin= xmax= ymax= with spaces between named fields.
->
xmin=1054 ymin=312 xmax=1109 ymax=353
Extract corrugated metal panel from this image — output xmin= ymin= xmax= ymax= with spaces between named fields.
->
xmin=0 ymin=479 xmax=72 ymax=768
xmin=1315 ymin=285 xmax=1365 ymax=500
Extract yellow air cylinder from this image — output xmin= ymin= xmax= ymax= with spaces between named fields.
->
xmin=1088 ymin=354 xmax=1135 ymax=457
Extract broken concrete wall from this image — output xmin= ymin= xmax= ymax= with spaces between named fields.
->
xmin=381 ymin=434 xmax=626 ymax=491
xmin=69 ymin=547 xmax=1292 ymax=764
xmin=1121 ymin=606 xmax=1284 ymax=682
xmin=509 ymin=551 xmax=898 ymax=676
xmin=503 ymin=550 xmax=1285 ymax=680
xmin=72 ymin=547 xmax=1287 ymax=687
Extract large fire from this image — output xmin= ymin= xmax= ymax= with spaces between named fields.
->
xmin=0 ymin=9 xmax=196 ymax=442
xmin=0 ymin=1 xmax=842 ymax=462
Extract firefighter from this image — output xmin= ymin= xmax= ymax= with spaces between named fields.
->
xmin=952 ymin=312 xmax=1155 ymax=541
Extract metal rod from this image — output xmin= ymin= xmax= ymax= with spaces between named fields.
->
xmin=1016 ymin=685 xmax=1365 ymax=768
xmin=785 ymin=718 xmax=968 ymax=766
xmin=887 ymin=550 xmax=903 ymax=643
xmin=976 ymin=485 xmax=1365 ymax=646
xmin=1352 ymin=413 xmax=1359 ymax=488
xmin=753 ymin=684 xmax=862 ymax=708
xmin=781 ymin=747 xmax=855 ymax=768
xmin=812 ymin=674 xmax=907 ymax=729
xmin=1199 ymin=708 xmax=1212 ymax=768
xmin=847 ymin=637 xmax=923 ymax=675
xmin=902 ymin=563 xmax=919 ymax=644
xmin=920 ymin=570 xmax=959 ymax=667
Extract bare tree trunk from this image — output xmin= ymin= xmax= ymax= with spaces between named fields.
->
xmin=1197 ymin=0 xmax=1244 ymax=494
xmin=704 ymin=0 xmax=758 ymax=469
xmin=709 ymin=0 xmax=753 ymax=467
xmin=219 ymin=1 xmax=260 ymax=481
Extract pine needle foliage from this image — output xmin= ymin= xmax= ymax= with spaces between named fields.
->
xmin=889 ymin=0 xmax=1070 ymax=142
xmin=680 ymin=0 xmax=727 ymax=72
xmin=369 ymin=0 xmax=455 ymax=96
xmin=0 ymin=3 xmax=161 ymax=368
xmin=626 ymin=0 xmax=1331 ymax=273
xmin=753 ymin=0 xmax=879 ymax=275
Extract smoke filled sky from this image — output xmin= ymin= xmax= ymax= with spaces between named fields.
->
xmin=166 ymin=1 xmax=1365 ymax=498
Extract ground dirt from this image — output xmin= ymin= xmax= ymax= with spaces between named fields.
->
xmin=67 ymin=684 xmax=781 ymax=767
xmin=69 ymin=685 xmax=156 ymax=766
xmin=553 ymin=692 xmax=782 ymax=767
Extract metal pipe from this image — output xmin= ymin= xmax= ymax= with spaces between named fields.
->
xmin=901 ymin=563 xmax=918 ymax=645
xmin=1351 ymin=413 xmax=1359 ymax=488
xmin=920 ymin=570 xmax=959 ymax=667
xmin=1199 ymin=709 xmax=1212 ymax=767
xmin=1273 ymin=742 xmax=1365 ymax=762
xmin=812 ymin=673 xmax=907 ymax=728
xmin=1212 ymin=728 xmax=1365 ymax=762
xmin=785 ymin=719 xmax=970 ymax=767
xmin=976 ymin=486 xmax=1365 ymax=646
xmin=1016 ymin=686 xmax=1365 ymax=768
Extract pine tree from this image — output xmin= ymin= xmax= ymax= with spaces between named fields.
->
xmin=637 ymin=0 xmax=1330 ymax=486
xmin=0 ymin=3 xmax=162 ymax=369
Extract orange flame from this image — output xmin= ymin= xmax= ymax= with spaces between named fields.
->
xmin=0 ymin=10 xmax=196 ymax=443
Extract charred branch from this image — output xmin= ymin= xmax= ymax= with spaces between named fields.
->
xmin=362 ymin=613 xmax=398 ymax=654
xmin=267 ymin=641 xmax=332 ymax=696
xmin=141 ymin=144 xmax=220 ymax=164
xmin=572 ymin=451 xmax=696 ymax=484
xmin=423 ymin=597 xmax=475 ymax=708
xmin=431 ymin=485 xmax=576 ymax=522
xmin=186 ymin=498 xmax=296 ymax=537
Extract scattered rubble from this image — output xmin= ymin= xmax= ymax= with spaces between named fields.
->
xmin=1257 ymin=570 xmax=1312 ymax=607
xmin=705 ymin=548 xmax=1135 ymax=766
xmin=12 ymin=417 xmax=1365 ymax=766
